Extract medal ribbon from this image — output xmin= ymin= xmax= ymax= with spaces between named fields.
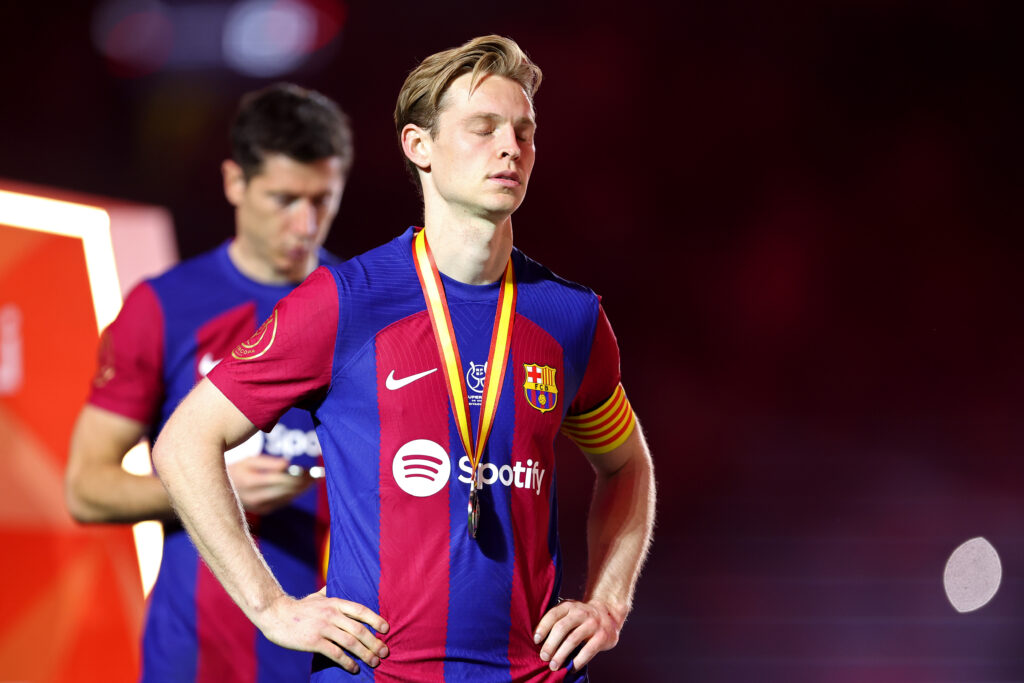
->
xmin=412 ymin=228 xmax=516 ymax=481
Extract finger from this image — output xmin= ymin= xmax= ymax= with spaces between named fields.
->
xmin=568 ymin=637 xmax=603 ymax=670
xmin=250 ymin=455 xmax=290 ymax=470
xmin=317 ymin=640 xmax=361 ymax=674
xmin=539 ymin=610 xmax=584 ymax=662
xmin=548 ymin=624 xmax=591 ymax=671
xmin=250 ymin=475 xmax=311 ymax=499
xmin=325 ymin=623 xmax=383 ymax=668
xmin=331 ymin=614 xmax=390 ymax=660
xmin=533 ymin=601 xmax=570 ymax=644
xmin=337 ymin=599 xmax=390 ymax=635
xmin=231 ymin=455 xmax=289 ymax=474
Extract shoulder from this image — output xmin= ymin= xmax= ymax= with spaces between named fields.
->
xmin=513 ymin=249 xmax=600 ymax=326
xmin=325 ymin=228 xmax=419 ymax=297
xmin=108 ymin=278 xmax=166 ymax=336
xmin=317 ymin=248 xmax=345 ymax=269
xmin=146 ymin=245 xmax=229 ymax=299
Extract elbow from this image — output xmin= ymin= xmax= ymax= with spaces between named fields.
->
xmin=64 ymin=481 xmax=102 ymax=524
xmin=149 ymin=439 xmax=168 ymax=481
xmin=64 ymin=468 xmax=114 ymax=524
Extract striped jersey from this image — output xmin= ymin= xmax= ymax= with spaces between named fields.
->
xmin=89 ymin=242 xmax=336 ymax=682
xmin=209 ymin=228 xmax=635 ymax=682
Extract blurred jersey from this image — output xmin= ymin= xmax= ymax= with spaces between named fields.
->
xmin=210 ymin=228 xmax=636 ymax=682
xmin=90 ymin=242 xmax=338 ymax=682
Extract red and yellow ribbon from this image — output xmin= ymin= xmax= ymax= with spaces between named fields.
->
xmin=412 ymin=228 xmax=516 ymax=481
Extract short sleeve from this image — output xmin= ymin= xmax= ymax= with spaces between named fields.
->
xmin=560 ymin=304 xmax=636 ymax=455
xmin=568 ymin=305 xmax=621 ymax=415
xmin=87 ymin=281 xmax=165 ymax=424
xmin=208 ymin=267 xmax=339 ymax=431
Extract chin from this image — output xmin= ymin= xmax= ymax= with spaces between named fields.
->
xmin=483 ymin=196 xmax=523 ymax=215
xmin=276 ymin=259 xmax=307 ymax=279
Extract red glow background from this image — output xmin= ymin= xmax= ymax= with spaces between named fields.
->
xmin=3 ymin=2 xmax=1024 ymax=680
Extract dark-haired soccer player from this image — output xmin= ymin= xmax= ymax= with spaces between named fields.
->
xmin=153 ymin=36 xmax=656 ymax=681
xmin=66 ymin=82 xmax=353 ymax=681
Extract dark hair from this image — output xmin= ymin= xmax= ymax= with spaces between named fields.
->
xmin=395 ymin=35 xmax=542 ymax=183
xmin=231 ymin=82 xmax=353 ymax=180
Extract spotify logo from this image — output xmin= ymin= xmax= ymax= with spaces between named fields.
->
xmin=392 ymin=439 xmax=451 ymax=497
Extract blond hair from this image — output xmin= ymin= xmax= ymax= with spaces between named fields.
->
xmin=395 ymin=35 xmax=542 ymax=180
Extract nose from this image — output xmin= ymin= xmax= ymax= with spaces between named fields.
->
xmin=289 ymin=199 xmax=318 ymax=236
xmin=499 ymin=129 xmax=521 ymax=160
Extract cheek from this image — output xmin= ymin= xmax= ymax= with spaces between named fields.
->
xmin=521 ymin=152 xmax=536 ymax=177
xmin=248 ymin=201 xmax=283 ymax=226
xmin=314 ymin=213 xmax=333 ymax=238
xmin=452 ymin=136 xmax=488 ymax=159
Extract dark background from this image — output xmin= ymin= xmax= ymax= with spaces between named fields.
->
xmin=4 ymin=1 xmax=1024 ymax=680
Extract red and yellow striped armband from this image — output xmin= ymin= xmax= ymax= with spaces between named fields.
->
xmin=561 ymin=384 xmax=636 ymax=455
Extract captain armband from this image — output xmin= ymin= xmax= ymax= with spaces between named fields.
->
xmin=560 ymin=384 xmax=636 ymax=455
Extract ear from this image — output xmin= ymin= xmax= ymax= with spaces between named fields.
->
xmin=401 ymin=124 xmax=431 ymax=171
xmin=221 ymin=159 xmax=246 ymax=207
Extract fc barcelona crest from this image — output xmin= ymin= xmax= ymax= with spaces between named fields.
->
xmin=523 ymin=363 xmax=558 ymax=413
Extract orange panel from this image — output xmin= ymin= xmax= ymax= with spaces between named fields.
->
xmin=0 ymin=221 xmax=142 ymax=682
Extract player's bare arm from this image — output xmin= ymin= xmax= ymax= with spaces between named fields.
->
xmin=534 ymin=421 xmax=656 ymax=671
xmin=65 ymin=404 xmax=174 ymax=523
xmin=151 ymin=378 xmax=390 ymax=672
xmin=65 ymin=403 xmax=314 ymax=523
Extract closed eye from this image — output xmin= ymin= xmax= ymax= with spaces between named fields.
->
xmin=270 ymin=193 xmax=298 ymax=208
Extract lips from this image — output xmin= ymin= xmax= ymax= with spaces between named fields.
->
xmin=489 ymin=171 xmax=521 ymax=185
xmin=285 ymin=245 xmax=312 ymax=261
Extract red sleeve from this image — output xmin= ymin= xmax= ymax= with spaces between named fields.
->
xmin=569 ymin=304 xmax=622 ymax=415
xmin=208 ymin=267 xmax=338 ymax=431
xmin=561 ymin=304 xmax=636 ymax=455
xmin=87 ymin=282 xmax=164 ymax=424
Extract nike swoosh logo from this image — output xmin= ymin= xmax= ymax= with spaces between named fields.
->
xmin=386 ymin=368 xmax=438 ymax=390
xmin=198 ymin=352 xmax=221 ymax=377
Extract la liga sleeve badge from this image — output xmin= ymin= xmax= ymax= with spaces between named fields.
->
xmin=523 ymin=363 xmax=558 ymax=413
xmin=231 ymin=309 xmax=278 ymax=360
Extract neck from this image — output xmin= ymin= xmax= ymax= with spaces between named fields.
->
xmin=227 ymin=239 xmax=315 ymax=285
xmin=423 ymin=215 xmax=513 ymax=285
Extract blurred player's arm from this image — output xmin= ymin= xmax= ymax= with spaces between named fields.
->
xmin=65 ymin=404 xmax=173 ymax=523
xmin=536 ymin=401 xmax=656 ymax=671
xmin=65 ymin=403 xmax=314 ymax=524
xmin=152 ymin=378 xmax=389 ymax=674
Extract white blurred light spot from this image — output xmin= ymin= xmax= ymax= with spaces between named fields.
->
xmin=122 ymin=442 xmax=163 ymax=598
xmin=223 ymin=0 xmax=317 ymax=77
xmin=943 ymin=536 xmax=1001 ymax=613
xmin=92 ymin=0 xmax=173 ymax=74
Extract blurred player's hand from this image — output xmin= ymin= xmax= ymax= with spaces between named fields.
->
xmin=533 ymin=598 xmax=624 ymax=671
xmin=257 ymin=587 xmax=390 ymax=674
xmin=227 ymin=455 xmax=316 ymax=514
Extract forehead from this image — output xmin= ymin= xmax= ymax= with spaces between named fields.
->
xmin=250 ymin=154 xmax=345 ymax=188
xmin=439 ymin=72 xmax=535 ymax=123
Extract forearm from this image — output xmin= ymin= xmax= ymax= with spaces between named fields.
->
xmin=583 ymin=427 xmax=656 ymax=625
xmin=532 ymin=428 xmax=656 ymax=671
xmin=152 ymin=381 xmax=285 ymax=621
xmin=65 ymin=404 xmax=175 ymax=523
xmin=66 ymin=463 xmax=175 ymax=523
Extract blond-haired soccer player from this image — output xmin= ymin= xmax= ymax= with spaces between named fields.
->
xmin=153 ymin=35 xmax=655 ymax=681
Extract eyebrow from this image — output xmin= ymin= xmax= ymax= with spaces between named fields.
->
xmin=266 ymin=190 xmax=333 ymax=200
xmin=464 ymin=112 xmax=537 ymax=127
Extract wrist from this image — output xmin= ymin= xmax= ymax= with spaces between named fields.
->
xmin=248 ymin=581 xmax=288 ymax=620
xmin=585 ymin=594 xmax=629 ymax=630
